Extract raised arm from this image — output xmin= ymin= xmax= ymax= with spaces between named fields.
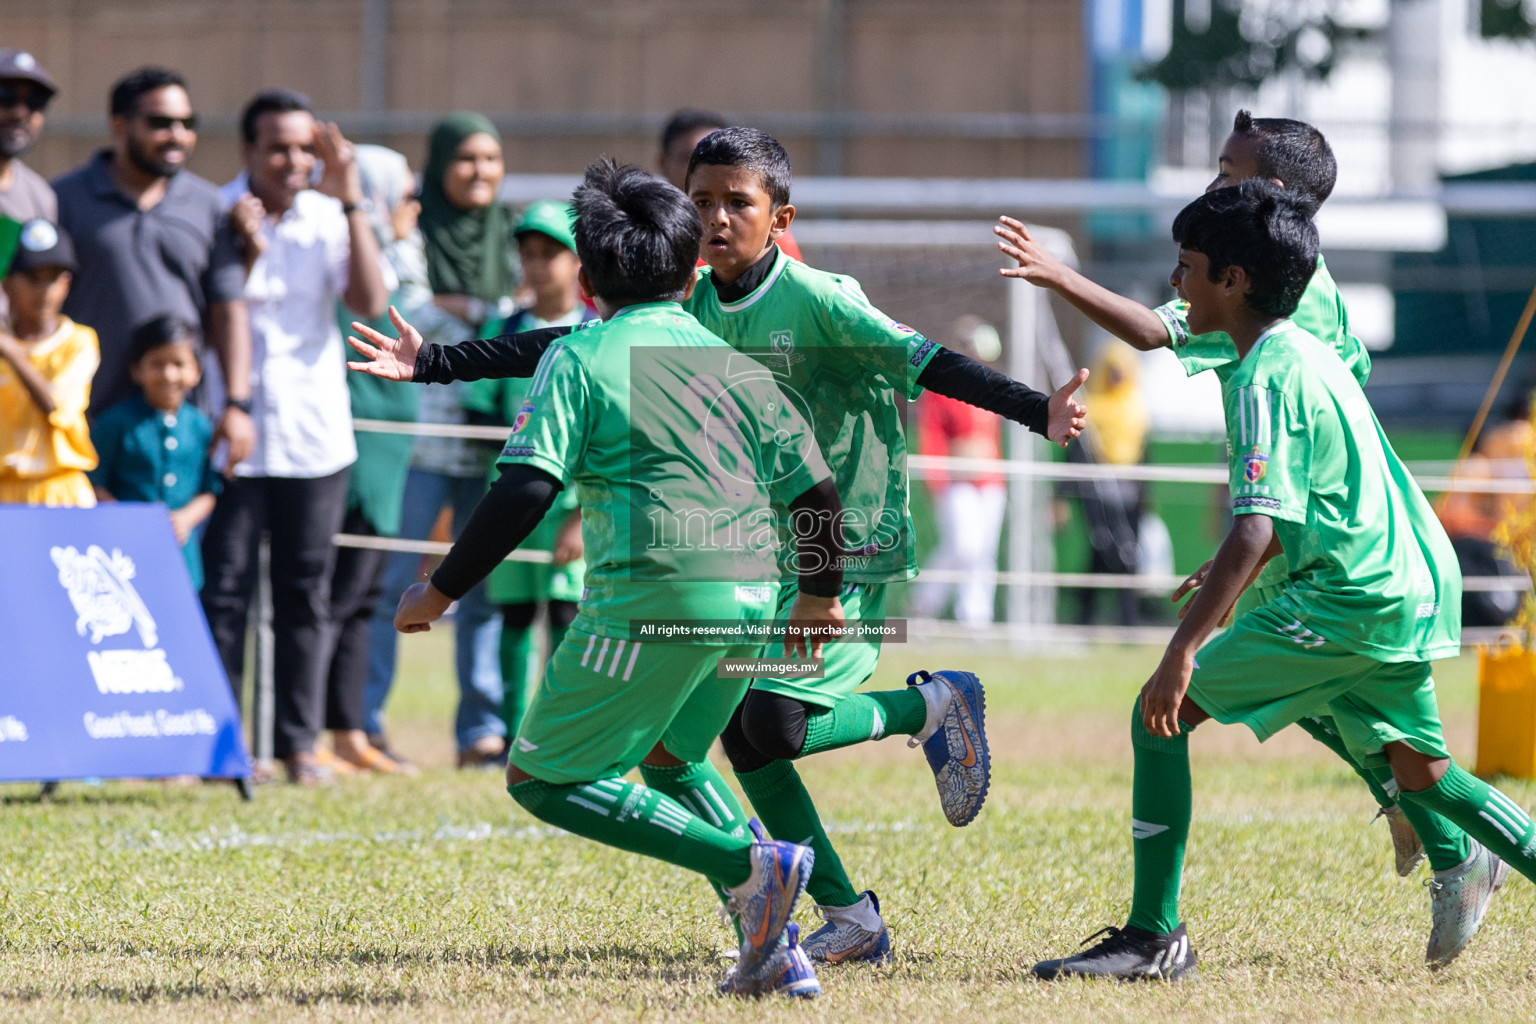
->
xmin=995 ymin=216 xmax=1170 ymax=351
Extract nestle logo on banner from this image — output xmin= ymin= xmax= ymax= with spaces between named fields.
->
xmin=49 ymin=544 xmax=183 ymax=694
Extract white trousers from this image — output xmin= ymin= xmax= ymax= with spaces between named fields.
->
xmin=912 ymin=482 xmax=1007 ymax=625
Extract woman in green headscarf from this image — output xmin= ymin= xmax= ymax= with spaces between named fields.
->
xmin=371 ymin=112 xmax=521 ymax=770
xmin=419 ymin=112 xmax=518 ymax=318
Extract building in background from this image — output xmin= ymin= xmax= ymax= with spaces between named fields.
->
xmin=0 ymin=0 xmax=1086 ymax=183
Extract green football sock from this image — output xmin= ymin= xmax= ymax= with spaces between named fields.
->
xmin=498 ymin=626 xmax=534 ymax=736
xmin=1295 ymin=715 xmax=1395 ymax=809
xmin=640 ymin=759 xmax=750 ymax=840
xmin=1396 ymin=762 xmax=1536 ymax=882
xmin=736 ymin=759 xmax=860 ymax=907
xmin=799 ymin=690 xmax=928 ymax=756
xmin=1364 ymin=764 xmax=1471 ymax=872
xmin=641 ymin=759 xmax=750 ymax=938
xmin=509 ymin=776 xmax=753 ymax=886
xmin=1127 ymin=701 xmax=1191 ymax=935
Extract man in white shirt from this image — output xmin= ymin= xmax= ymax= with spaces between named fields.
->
xmin=202 ymin=88 xmax=389 ymax=784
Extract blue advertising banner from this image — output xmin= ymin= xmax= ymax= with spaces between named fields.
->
xmin=0 ymin=505 xmax=250 ymax=781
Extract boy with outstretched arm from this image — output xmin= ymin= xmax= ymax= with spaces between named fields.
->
xmin=391 ymin=160 xmax=844 ymax=999
xmin=1000 ymin=111 xmax=1484 ymax=963
xmin=1034 ymin=181 xmax=1536 ymax=981
xmin=352 ymin=128 xmax=1091 ymax=965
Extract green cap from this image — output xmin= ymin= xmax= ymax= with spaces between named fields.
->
xmin=514 ymin=199 xmax=577 ymax=252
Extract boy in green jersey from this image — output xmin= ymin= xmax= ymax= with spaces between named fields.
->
xmin=351 ymin=128 xmax=1093 ymax=965
xmin=386 ymin=160 xmax=849 ymax=998
xmin=997 ymin=109 xmax=1472 ymax=900
xmin=1034 ymin=182 xmax=1536 ymax=981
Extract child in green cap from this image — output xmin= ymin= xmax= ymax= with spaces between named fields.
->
xmin=463 ymin=200 xmax=598 ymax=735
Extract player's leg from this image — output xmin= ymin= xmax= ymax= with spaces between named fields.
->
xmin=498 ymin=601 xmax=537 ymax=736
xmin=1035 ymin=607 xmax=1373 ymax=981
xmin=1294 ymin=713 xmax=1469 ymax=879
xmin=506 ymin=633 xmax=816 ymax=995
xmin=547 ymin=598 xmax=577 ymax=667
xmin=1325 ymin=665 xmax=1532 ymax=965
xmin=1235 ymin=575 xmax=1447 ymax=874
xmin=748 ymin=584 xmax=990 ymax=823
xmin=1033 ymin=693 xmax=1207 ymax=981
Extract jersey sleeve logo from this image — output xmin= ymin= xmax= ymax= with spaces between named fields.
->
xmin=512 ymin=400 xmax=536 ymax=435
xmin=1242 ymin=446 xmax=1268 ymax=484
xmin=888 ymin=320 xmax=916 ymax=335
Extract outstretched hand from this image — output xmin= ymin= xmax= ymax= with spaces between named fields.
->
xmin=348 ymin=306 xmax=423 ymax=381
xmin=1047 ymin=368 xmax=1089 ymax=447
xmin=996 ymin=216 xmax=1067 ymax=287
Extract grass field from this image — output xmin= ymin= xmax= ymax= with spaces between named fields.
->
xmin=2 ymin=632 xmax=1534 ymax=1023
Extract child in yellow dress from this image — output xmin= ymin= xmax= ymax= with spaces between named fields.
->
xmin=0 ymin=219 xmax=98 ymax=506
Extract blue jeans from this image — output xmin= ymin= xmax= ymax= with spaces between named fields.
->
xmin=365 ymin=467 xmax=504 ymax=751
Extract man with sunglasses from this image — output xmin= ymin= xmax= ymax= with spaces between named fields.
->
xmin=53 ymin=66 xmax=254 ymax=470
xmin=0 ymin=49 xmax=58 ymax=327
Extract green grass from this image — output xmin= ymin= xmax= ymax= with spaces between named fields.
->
xmin=2 ymin=634 xmax=1534 ymax=1022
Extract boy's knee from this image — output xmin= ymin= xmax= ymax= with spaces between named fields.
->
xmin=506 ymin=762 xmax=534 ymax=788
xmin=720 ymin=701 xmax=772 ymax=774
xmin=1384 ymin=741 xmax=1450 ymax=794
xmin=739 ymin=691 xmax=810 ymax=762
xmin=641 ymin=742 xmax=685 ymax=768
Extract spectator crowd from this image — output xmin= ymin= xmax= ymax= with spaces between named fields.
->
xmin=0 ymin=53 xmax=719 ymax=784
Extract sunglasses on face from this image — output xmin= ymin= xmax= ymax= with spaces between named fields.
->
xmin=139 ymin=113 xmax=198 ymax=132
xmin=0 ymin=84 xmax=48 ymax=112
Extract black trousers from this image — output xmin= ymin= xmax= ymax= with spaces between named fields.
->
xmin=201 ymin=468 xmax=350 ymax=760
xmin=324 ymin=507 xmax=390 ymax=732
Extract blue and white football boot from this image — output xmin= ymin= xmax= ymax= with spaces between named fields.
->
xmin=907 ymin=669 xmax=991 ymax=826
xmin=718 ymin=819 xmax=814 ymax=997
xmin=800 ymin=889 xmax=893 ymax=964
xmin=719 ymin=923 xmax=821 ymax=998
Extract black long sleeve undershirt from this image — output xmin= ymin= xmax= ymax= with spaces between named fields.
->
xmin=917 ymin=347 xmax=1051 ymax=436
xmin=430 ymin=466 xmax=846 ymax=602
xmin=415 ymin=327 xmax=1052 ymax=435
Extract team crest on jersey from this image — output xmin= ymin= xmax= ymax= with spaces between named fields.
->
xmin=1242 ymin=446 xmax=1268 ymax=483
xmin=770 ymin=330 xmax=794 ymax=354
xmin=512 ymin=400 xmax=535 ymax=434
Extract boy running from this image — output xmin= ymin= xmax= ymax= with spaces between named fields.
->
xmin=1034 ymin=182 xmax=1536 ymax=981
xmin=351 ymin=128 xmax=1091 ymax=965
xmin=999 ymin=111 xmax=1484 ymax=961
xmin=390 ymin=160 xmax=843 ymax=998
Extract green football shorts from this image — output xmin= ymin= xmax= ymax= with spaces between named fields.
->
xmin=749 ymin=582 xmax=888 ymax=709
xmin=510 ymin=629 xmax=761 ymax=784
xmin=1187 ymin=603 xmax=1452 ymax=769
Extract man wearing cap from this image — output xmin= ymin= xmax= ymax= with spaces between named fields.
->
xmin=0 ymin=219 xmax=99 ymax=507
xmin=52 ymin=66 xmax=254 ymax=470
xmin=0 ymin=49 xmax=59 ymax=328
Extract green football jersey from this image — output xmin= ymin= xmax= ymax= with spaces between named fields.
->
xmin=687 ymin=247 xmax=942 ymax=582
xmin=497 ymin=301 xmax=831 ymax=640
xmin=1225 ymin=321 xmax=1460 ymax=663
xmin=1157 ymin=254 xmax=1371 ymax=591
